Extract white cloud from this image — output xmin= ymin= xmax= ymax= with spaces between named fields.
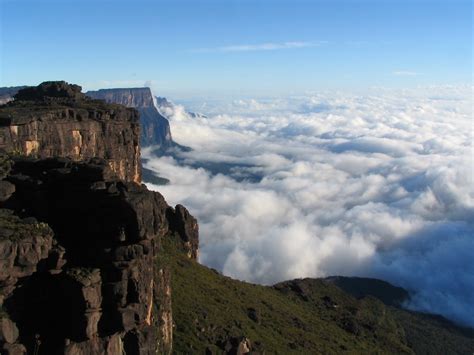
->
xmin=145 ymin=86 xmax=474 ymax=327
xmin=193 ymin=41 xmax=326 ymax=53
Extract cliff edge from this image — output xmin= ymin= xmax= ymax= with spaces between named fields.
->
xmin=0 ymin=82 xmax=141 ymax=184
xmin=0 ymin=82 xmax=199 ymax=355
xmin=86 ymin=88 xmax=173 ymax=149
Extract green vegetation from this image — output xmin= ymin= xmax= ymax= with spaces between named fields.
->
xmin=0 ymin=151 xmax=12 ymax=178
xmin=0 ymin=209 xmax=52 ymax=240
xmin=159 ymin=236 xmax=474 ymax=354
xmin=392 ymin=309 xmax=474 ymax=355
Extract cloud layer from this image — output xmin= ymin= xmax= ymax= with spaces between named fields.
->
xmin=144 ymin=85 xmax=473 ymax=327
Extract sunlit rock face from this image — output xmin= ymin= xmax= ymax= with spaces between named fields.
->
xmin=0 ymin=81 xmax=142 ymax=184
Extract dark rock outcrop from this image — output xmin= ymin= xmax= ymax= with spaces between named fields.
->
xmin=167 ymin=205 xmax=199 ymax=260
xmin=221 ymin=337 xmax=252 ymax=355
xmin=0 ymin=209 xmax=56 ymax=300
xmin=87 ymin=88 xmax=173 ymax=149
xmin=0 ymin=154 xmax=199 ymax=354
xmin=0 ymin=181 xmax=14 ymax=203
xmin=0 ymin=81 xmax=141 ymax=183
xmin=13 ymin=82 xmax=83 ymax=102
xmin=0 ymin=82 xmax=199 ymax=354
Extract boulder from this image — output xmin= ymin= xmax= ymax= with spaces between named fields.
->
xmin=0 ymin=318 xmax=19 ymax=344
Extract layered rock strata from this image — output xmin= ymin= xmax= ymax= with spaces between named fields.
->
xmin=0 ymin=82 xmax=141 ymax=183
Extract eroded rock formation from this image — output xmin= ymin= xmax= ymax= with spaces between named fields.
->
xmin=0 ymin=82 xmax=199 ymax=354
xmin=0 ymin=81 xmax=141 ymax=183
xmin=0 ymin=155 xmax=198 ymax=354
xmin=167 ymin=205 xmax=199 ymax=260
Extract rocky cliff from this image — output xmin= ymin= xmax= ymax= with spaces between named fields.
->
xmin=0 ymin=82 xmax=199 ymax=354
xmin=86 ymin=88 xmax=173 ymax=149
xmin=0 ymin=82 xmax=141 ymax=184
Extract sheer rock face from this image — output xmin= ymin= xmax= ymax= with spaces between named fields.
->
xmin=0 ymin=82 xmax=141 ymax=184
xmin=87 ymin=88 xmax=154 ymax=108
xmin=0 ymin=155 xmax=198 ymax=354
xmin=86 ymin=88 xmax=173 ymax=149
xmin=0 ymin=82 xmax=199 ymax=354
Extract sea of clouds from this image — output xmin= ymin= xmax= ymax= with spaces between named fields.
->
xmin=144 ymin=85 xmax=473 ymax=327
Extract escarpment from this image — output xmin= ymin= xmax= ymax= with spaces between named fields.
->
xmin=0 ymin=82 xmax=141 ymax=184
xmin=86 ymin=88 xmax=173 ymax=149
xmin=0 ymin=82 xmax=199 ymax=354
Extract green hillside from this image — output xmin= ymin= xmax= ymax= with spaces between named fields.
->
xmin=159 ymin=237 xmax=474 ymax=354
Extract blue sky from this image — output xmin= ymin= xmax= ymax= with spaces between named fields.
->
xmin=0 ymin=0 xmax=472 ymax=97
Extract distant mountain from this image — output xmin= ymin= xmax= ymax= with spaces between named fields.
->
xmin=0 ymin=86 xmax=27 ymax=105
xmin=87 ymin=88 xmax=174 ymax=149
